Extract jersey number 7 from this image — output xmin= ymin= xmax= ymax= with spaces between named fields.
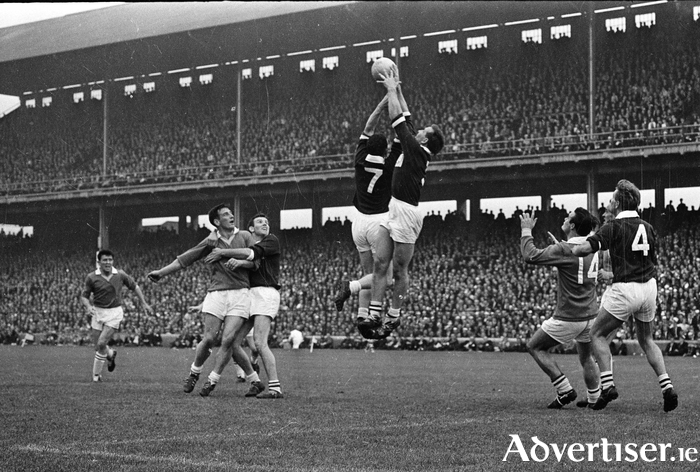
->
xmin=365 ymin=167 xmax=383 ymax=193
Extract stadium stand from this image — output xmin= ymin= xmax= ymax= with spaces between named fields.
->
xmin=2 ymin=206 xmax=699 ymax=352
xmin=2 ymin=31 xmax=700 ymax=195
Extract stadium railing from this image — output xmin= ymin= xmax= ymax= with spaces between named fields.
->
xmin=3 ymin=124 xmax=700 ymax=197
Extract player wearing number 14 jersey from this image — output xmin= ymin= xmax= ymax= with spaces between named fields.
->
xmin=570 ymin=179 xmax=678 ymax=412
xmin=519 ymin=209 xmax=601 ymax=409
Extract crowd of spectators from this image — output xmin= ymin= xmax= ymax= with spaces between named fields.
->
xmin=3 ymin=203 xmax=700 ymax=353
xmin=3 ymin=29 xmax=700 ymax=195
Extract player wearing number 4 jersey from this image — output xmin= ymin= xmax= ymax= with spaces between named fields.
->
xmin=520 ymin=209 xmax=601 ymax=409
xmin=569 ymin=179 xmax=678 ymax=412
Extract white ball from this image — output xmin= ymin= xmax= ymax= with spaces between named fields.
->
xmin=371 ymin=57 xmax=396 ymax=80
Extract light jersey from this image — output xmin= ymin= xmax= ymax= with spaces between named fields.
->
xmin=521 ymin=235 xmax=598 ymax=321
xmin=82 ymin=267 xmax=137 ymax=309
xmin=352 ymin=133 xmax=400 ymax=215
xmin=390 ymin=112 xmax=430 ymax=207
xmin=587 ymin=210 xmax=657 ymax=283
xmin=177 ymin=228 xmax=255 ymax=292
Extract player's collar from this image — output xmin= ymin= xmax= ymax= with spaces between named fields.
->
xmin=217 ymin=227 xmax=239 ymax=244
xmin=95 ymin=267 xmax=118 ymax=275
xmin=616 ymin=210 xmax=639 ymax=219
xmin=567 ymin=236 xmax=588 ymax=244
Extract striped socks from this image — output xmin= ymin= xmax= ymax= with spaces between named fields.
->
xmin=552 ymin=374 xmax=573 ymax=395
xmin=269 ymin=379 xmax=282 ymax=394
xmin=600 ymin=371 xmax=614 ymax=391
xmin=658 ymin=373 xmax=673 ymax=392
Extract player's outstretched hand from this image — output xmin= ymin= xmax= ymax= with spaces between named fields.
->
xmin=143 ymin=303 xmax=154 ymax=315
xmin=376 ymin=69 xmax=400 ymax=91
xmin=147 ymin=271 xmax=161 ymax=283
xmin=519 ymin=214 xmax=537 ymax=230
xmin=547 ymin=231 xmax=559 ymax=244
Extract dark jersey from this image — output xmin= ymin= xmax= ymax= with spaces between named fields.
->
xmin=521 ymin=235 xmax=598 ymax=321
xmin=587 ymin=211 xmax=657 ymax=283
xmin=249 ymin=233 xmax=281 ymax=290
xmin=352 ymin=133 xmax=400 ymax=215
xmin=83 ymin=268 xmax=137 ymax=309
xmin=390 ymin=112 xmax=430 ymax=206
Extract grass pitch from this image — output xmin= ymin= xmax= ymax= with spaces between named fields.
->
xmin=1 ymin=346 xmax=698 ymax=471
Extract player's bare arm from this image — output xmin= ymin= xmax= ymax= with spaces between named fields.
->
xmin=363 ymin=95 xmax=389 ymax=136
xmin=225 ymin=259 xmax=255 ymax=271
xmin=134 ymin=285 xmax=153 ymax=314
xmin=80 ymin=295 xmax=97 ymax=317
xmin=147 ymin=259 xmax=183 ymax=283
xmin=571 ymin=241 xmax=594 ymax=257
xmin=207 ymin=247 xmax=254 ymax=262
xmin=377 ymin=71 xmax=402 ymax=119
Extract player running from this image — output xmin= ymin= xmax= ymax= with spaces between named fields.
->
xmin=569 ymin=179 xmax=678 ymax=412
xmin=81 ymin=249 xmax=153 ymax=382
xmin=520 ymin=209 xmax=601 ymax=409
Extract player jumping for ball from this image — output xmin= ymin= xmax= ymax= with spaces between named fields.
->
xmin=359 ymin=66 xmax=444 ymax=337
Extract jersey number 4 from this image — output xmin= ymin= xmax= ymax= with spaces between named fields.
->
xmin=632 ymin=224 xmax=650 ymax=256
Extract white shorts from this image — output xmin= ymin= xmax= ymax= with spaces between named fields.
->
xmin=352 ymin=210 xmax=389 ymax=253
xmin=603 ymin=279 xmax=657 ymax=323
xmin=201 ymin=288 xmax=250 ymax=320
xmin=250 ymin=286 xmax=280 ymax=319
xmin=541 ymin=317 xmax=594 ymax=344
xmin=381 ymin=197 xmax=423 ymax=244
xmin=91 ymin=306 xmax=124 ymax=331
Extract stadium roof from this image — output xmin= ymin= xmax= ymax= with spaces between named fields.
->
xmin=0 ymin=2 xmax=351 ymax=63
xmin=0 ymin=1 xmax=653 ymax=97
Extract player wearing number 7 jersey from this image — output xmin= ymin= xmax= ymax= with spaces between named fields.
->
xmin=569 ymin=179 xmax=678 ymax=412
xmin=333 ymin=95 xmax=401 ymax=336
xmin=520 ymin=209 xmax=601 ymax=409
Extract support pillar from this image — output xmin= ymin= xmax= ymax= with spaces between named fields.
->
xmin=586 ymin=171 xmax=599 ymax=217
xmin=98 ymin=204 xmax=109 ymax=250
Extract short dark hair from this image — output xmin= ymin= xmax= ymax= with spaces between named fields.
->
xmin=570 ymin=208 xmax=596 ymax=236
xmin=615 ymin=179 xmax=641 ymax=211
xmin=426 ymin=124 xmax=444 ymax=155
xmin=247 ymin=212 xmax=269 ymax=230
xmin=367 ymin=134 xmax=388 ymax=157
xmin=208 ymin=203 xmax=231 ymax=227
xmin=97 ymin=249 xmax=114 ymax=261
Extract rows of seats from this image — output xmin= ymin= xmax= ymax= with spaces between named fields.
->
xmin=2 ymin=35 xmax=700 ymax=194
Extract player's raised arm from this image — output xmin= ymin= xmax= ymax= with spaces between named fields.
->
xmin=377 ymin=70 xmax=402 ymax=122
xmin=363 ymin=95 xmax=389 ymax=136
